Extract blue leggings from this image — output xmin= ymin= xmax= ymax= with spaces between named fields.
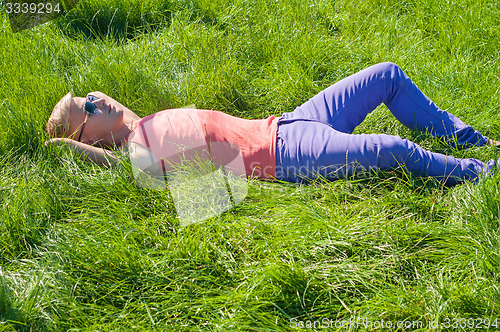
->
xmin=276 ymin=62 xmax=497 ymax=185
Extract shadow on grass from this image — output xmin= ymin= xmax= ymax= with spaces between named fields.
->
xmin=56 ymin=0 xmax=176 ymax=40
xmin=55 ymin=0 xmax=237 ymax=41
xmin=0 ymin=276 xmax=24 ymax=331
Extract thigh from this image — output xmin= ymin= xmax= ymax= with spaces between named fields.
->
xmin=276 ymin=120 xmax=401 ymax=183
xmin=280 ymin=63 xmax=395 ymax=133
xmin=276 ymin=120 xmax=490 ymax=185
xmin=281 ymin=62 xmax=490 ymax=147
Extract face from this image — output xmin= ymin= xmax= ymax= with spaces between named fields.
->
xmin=68 ymin=91 xmax=130 ymax=145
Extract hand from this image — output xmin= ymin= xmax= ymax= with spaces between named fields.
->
xmin=45 ymin=137 xmax=63 ymax=147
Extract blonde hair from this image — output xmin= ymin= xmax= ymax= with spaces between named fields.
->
xmin=46 ymin=92 xmax=72 ymax=138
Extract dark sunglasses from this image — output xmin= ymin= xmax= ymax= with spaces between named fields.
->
xmin=77 ymin=95 xmax=99 ymax=142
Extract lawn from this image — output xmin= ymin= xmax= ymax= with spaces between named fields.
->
xmin=1 ymin=0 xmax=500 ymax=330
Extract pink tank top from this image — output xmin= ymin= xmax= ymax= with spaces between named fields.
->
xmin=128 ymin=109 xmax=279 ymax=179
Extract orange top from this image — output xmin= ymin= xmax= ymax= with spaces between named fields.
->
xmin=128 ymin=109 xmax=279 ymax=179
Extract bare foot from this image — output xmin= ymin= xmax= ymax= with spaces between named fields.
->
xmin=488 ymin=138 xmax=500 ymax=146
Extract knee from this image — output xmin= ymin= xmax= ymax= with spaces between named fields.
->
xmin=377 ymin=136 xmax=415 ymax=165
xmin=376 ymin=62 xmax=404 ymax=78
xmin=379 ymin=61 xmax=399 ymax=69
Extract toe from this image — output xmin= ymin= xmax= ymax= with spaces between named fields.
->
xmin=488 ymin=138 xmax=500 ymax=147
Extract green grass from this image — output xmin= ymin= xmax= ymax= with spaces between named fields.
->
xmin=1 ymin=0 xmax=500 ymax=330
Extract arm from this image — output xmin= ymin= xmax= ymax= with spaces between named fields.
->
xmin=45 ymin=138 xmax=118 ymax=167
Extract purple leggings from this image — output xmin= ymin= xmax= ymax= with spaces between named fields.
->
xmin=276 ymin=62 xmax=498 ymax=185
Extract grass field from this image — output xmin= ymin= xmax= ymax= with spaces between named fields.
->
xmin=1 ymin=0 xmax=500 ymax=330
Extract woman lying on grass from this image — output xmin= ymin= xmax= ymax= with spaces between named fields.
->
xmin=45 ymin=62 xmax=500 ymax=186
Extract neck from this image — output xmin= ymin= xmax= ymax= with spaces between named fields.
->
xmin=123 ymin=108 xmax=141 ymax=128
xmin=104 ymin=112 xmax=141 ymax=148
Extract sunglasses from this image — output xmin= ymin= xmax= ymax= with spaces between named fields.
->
xmin=77 ymin=95 xmax=99 ymax=142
